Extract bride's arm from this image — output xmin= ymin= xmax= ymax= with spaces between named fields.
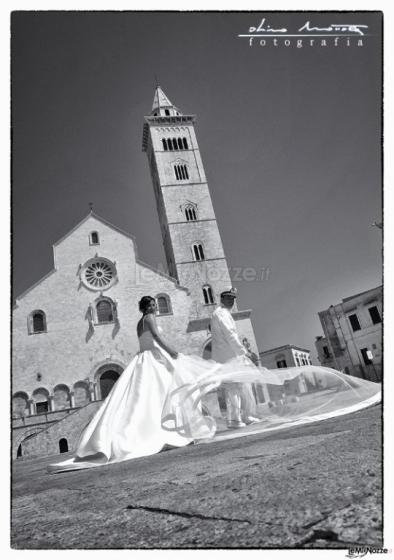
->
xmin=144 ymin=315 xmax=178 ymax=359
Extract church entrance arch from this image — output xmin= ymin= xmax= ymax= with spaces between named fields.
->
xmin=94 ymin=363 xmax=124 ymax=400
xmin=100 ymin=371 xmax=119 ymax=399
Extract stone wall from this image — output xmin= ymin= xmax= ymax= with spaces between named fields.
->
xmin=15 ymin=401 xmax=102 ymax=459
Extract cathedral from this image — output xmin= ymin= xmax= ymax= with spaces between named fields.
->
xmin=12 ymin=87 xmax=259 ymax=459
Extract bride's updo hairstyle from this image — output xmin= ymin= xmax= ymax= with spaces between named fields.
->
xmin=139 ymin=296 xmax=155 ymax=313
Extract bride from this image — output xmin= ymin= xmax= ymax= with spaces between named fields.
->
xmin=48 ymin=296 xmax=381 ymax=473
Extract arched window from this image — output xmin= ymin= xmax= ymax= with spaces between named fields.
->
xmin=74 ymin=381 xmax=91 ymax=407
xmin=32 ymin=388 xmax=50 ymax=414
xmin=96 ymin=299 xmax=114 ymax=323
xmin=28 ymin=310 xmax=47 ymax=334
xmin=59 ymin=438 xmax=69 ymax=453
xmin=156 ymin=294 xmax=172 ymax=315
xmin=202 ymin=285 xmax=215 ymax=305
xmin=168 ymin=138 xmax=173 ymax=151
xmin=174 ymin=164 xmax=189 ymax=181
xmin=53 ymin=384 xmax=71 ymax=410
xmin=177 ymin=138 xmax=184 ymax=150
xmin=192 ymin=243 xmax=205 ymax=261
xmin=185 ymin=206 xmax=197 ymax=221
xmin=89 ymin=231 xmax=99 ymax=245
xmin=162 ymin=139 xmax=168 ymax=151
xmin=165 ymin=109 xmax=170 ymax=116
xmin=183 ymin=138 xmax=188 ymax=150
xmin=17 ymin=444 xmax=22 ymax=459
xmin=33 ymin=313 xmax=44 ymax=332
xmin=12 ymin=392 xmax=29 ymax=418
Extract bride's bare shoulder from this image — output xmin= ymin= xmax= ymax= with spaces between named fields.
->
xmin=144 ymin=314 xmax=155 ymax=325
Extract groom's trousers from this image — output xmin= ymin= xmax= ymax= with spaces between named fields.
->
xmin=224 ymin=382 xmax=257 ymax=424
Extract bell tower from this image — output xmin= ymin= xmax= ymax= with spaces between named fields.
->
xmin=142 ymin=86 xmax=234 ymax=318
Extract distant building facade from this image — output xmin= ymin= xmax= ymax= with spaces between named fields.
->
xmin=315 ymin=286 xmax=382 ymax=382
xmin=259 ymin=344 xmax=313 ymax=370
xmin=257 ymin=344 xmax=313 ymax=402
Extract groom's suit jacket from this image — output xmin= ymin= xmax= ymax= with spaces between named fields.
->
xmin=210 ymin=305 xmax=247 ymax=364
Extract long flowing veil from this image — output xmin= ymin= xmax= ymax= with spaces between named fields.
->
xmin=161 ymin=354 xmax=381 ymax=440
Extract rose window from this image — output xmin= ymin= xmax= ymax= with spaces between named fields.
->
xmin=81 ymin=258 xmax=117 ymax=291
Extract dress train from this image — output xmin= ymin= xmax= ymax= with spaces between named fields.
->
xmin=48 ymin=331 xmax=381 ymax=473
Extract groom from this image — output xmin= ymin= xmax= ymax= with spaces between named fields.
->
xmin=210 ymin=288 xmax=259 ymax=429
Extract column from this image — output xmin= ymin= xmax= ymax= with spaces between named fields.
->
xmin=48 ymin=395 xmax=55 ymax=412
xmin=28 ymin=399 xmax=35 ymax=416
xmin=70 ymin=391 xmax=75 ymax=408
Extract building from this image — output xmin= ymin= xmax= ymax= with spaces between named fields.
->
xmin=315 ymin=286 xmax=382 ymax=381
xmin=259 ymin=344 xmax=313 ymax=370
xmin=256 ymin=345 xmax=313 ymax=403
xmin=12 ymin=87 xmax=259 ymax=459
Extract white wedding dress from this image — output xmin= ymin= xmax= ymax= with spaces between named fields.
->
xmin=48 ymin=327 xmax=381 ymax=473
xmin=48 ymin=327 xmax=198 ymax=472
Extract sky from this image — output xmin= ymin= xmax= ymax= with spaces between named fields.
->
xmin=11 ymin=11 xmax=382 ymax=359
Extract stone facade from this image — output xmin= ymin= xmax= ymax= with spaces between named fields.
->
xmin=12 ymin=87 xmax=259 ymax=459
xmin=315 ymin=286 xmax=382 ymax=381
xmin=12 ymin=213 xmax=197 ymax=403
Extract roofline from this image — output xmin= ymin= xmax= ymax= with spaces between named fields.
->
xmin=52 ymin=211 xmax=138 ymax=247
xmin=143 ymin=114 xmax=196 ymax=123
xmin=341 ymin=285 xmax=382 ymax=302
xmin=135 ymin=258 xmax=189 ymax=293
xmin=317 ymin=284 xmax=383 ymax=314
xmin=13 ymin=268 xmax=57 ymax=306
xmin=13 ymin=211 xmax=190 ymax=303
xmin=259 ymin=344 xmax=311 ymax=355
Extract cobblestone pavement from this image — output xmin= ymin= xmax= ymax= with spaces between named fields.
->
xmin=11 ymin=405 xmax=383 ymax=549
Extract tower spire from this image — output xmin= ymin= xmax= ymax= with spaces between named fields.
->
xmin=151 ymin=85 xmax=182 ymax=116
